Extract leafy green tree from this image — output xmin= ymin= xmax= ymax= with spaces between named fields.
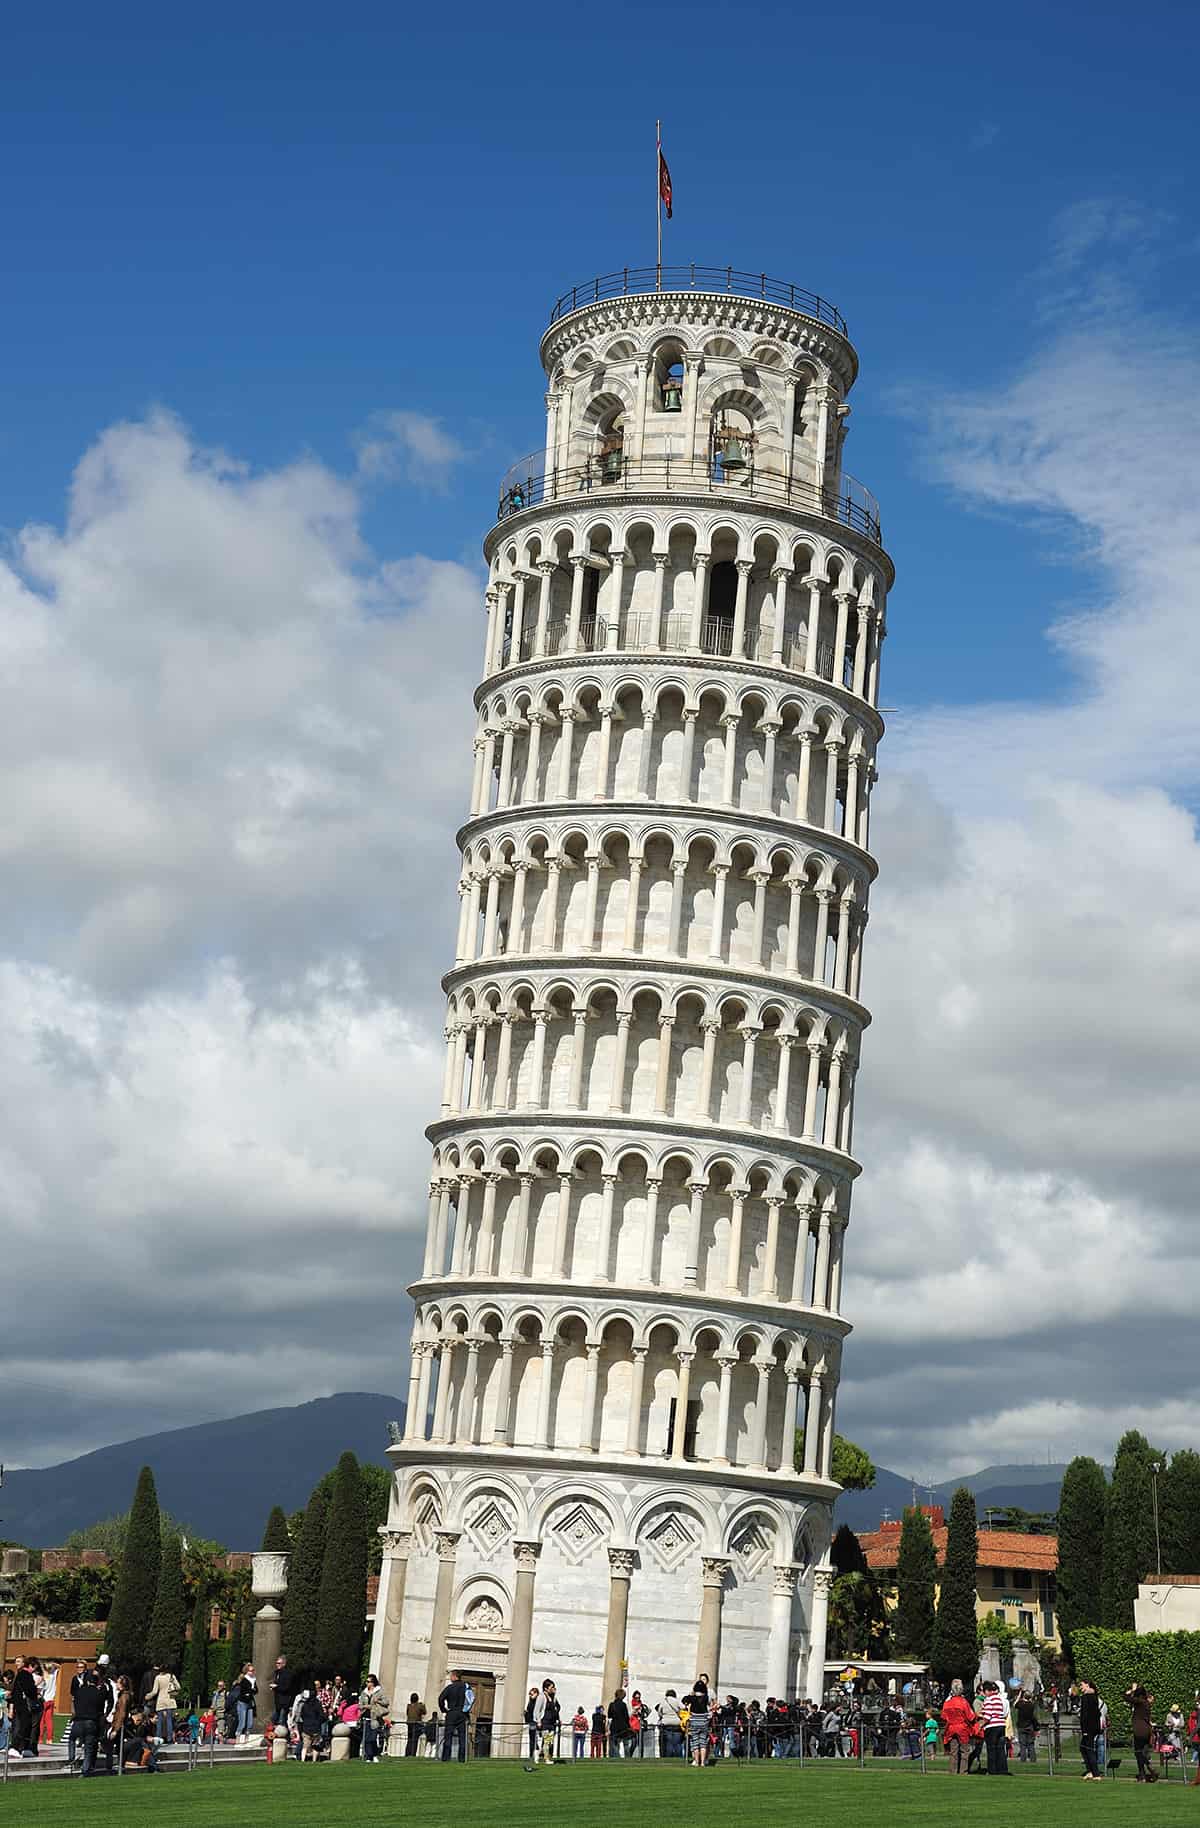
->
xmin=1056 ymin=1455 xmax=1107 ymax=1662
xmin=931 ymin=1486 xmax=978 ymax=1685
xmin=282 ymin=1483 xmax=328 ymax=1674
xmin=828 ymin=1570 xmax=892 ymax=1659
xmin=1101 ymin=1431 xmax=1160 ymax=1627
xmin=831 ymin=1523 xmax=869 ymax=1577
xmin=146 ymin=1530 xmax=188 ymax=1673
xmin=893 ymin=1506 xmax=937 ymax=1660
xmin=260 ymin=1507 xmax=292 ymax=1553
xmin=1160 ymin=1450 xmax=1200 ymax=1576
xmin=182 ymin=1584 xmax=210 ymax=1706
xmin=104 ymin=1465 xmax=162 ymax=1676
xmin=315 ymin=1450 xmax=367 ymax=1676
xmin=792 ymin=1431 xmax=877 ymax=1490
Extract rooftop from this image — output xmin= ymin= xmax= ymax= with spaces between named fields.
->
xmin=548 ymin=264 xmax=848 ymax=337
xmin=859 ymin=1526 xmax=1059 ymax=1574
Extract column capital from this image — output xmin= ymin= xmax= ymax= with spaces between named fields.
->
xmin=771 ymin=564 xmax=792 ymax=583
xmin=701 ymin=1555 xmax=732 ymax=1589
xmin=379 ymin=1527 xmax=414 ymax=1558
xmin=536 ymin=558 xmax=556 ymax=577
xmin=738 ymin=1022 xmax=762 ymax=1041
xmin=735 ymin=558 xmax=754 ymax=577
xmin=772 ymin=1562 xmax=801 ymax=1598
xmin=433 ymin=1528 xmax=462 ymax=1561
xmin=686 ymin=1177 xmax=708 ymax=1196
xmin=699 ymin=1016 xmax=723 ymax=1036
xmin=569 ymin=552 xmax=590 ymax=571
xmin=608 ymin=1547 xmax=637 ymax=1579
xmin=675 ymin=1347 xmax=696 ymax=1366
xmin=652 ymin=550 xmax=670 ymax=568
xmin=715 ymin=1350 xmax=739 ymax=1370
xmin=773 ymin=1034 xmax=795 ymax=1053
xmin=513 ymin=1538 xmax=542 ymax=1573
xmin=813 ymin=1567 xmax=835 ymax=1596
xmin=658 ymin=1013 xmax=677 ymax=1031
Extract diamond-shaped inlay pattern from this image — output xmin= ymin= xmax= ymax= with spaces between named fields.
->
xmin=548 ymin=1501 xmax=605 ymax=1565
xmin=642 ymin=1509 xmax=697 ymax=1573
xmin=731 ymin=1515 xmax=775 ymax=1578
xmin=465 ymin=1496 xmax=515 ymax=1560
xmin=411 ymin=1493 xmax=441 ymax=1554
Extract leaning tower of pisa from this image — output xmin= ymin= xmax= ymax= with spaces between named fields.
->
xmin=372 ymin=264 xmax=893 ymax=1740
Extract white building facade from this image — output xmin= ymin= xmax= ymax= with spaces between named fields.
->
xmin=372 ymin=265 xmax=894 ymax=1741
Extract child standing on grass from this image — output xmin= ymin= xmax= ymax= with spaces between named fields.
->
xmin=924 ymin=1711 xmax=940 ymax=1758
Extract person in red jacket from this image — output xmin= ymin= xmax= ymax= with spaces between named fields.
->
xmin=940 ymin=1680 xmax=978 ymax=1775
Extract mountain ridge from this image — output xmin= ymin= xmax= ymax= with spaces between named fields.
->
xmin=1 ymin=1397 xmax=1070 ymax=1548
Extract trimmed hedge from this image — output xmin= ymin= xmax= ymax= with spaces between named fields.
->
xmin=1073 ymin=1626 xmax=1200 ymax=1738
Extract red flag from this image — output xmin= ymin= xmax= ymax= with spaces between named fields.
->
xmin=658 ymin=147 xmax=673 ymax=219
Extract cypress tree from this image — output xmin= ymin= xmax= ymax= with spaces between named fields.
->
xmin=831 ymin=1523 xmax=869 ymax=1577
xmin=1056 ymin=1455 xmax=1107 ymax=1661
xmin=261 ymin=1506 xmax=291 ymax=1553
xmin=315 ymin=1450 xmax=367 ymax=1676
xmin=931 ymin=1487 xmax=978 ymax=1685
xmin=1101 ymin=1430 xmax=1159 ymax=1627
xmin=1160 ymin=1450 xmax=1200 ymax=1576
xmin=893 ymin=1506 xmax=937 ymax=1660
xmin=104 ymin=1464 xmax=162 ymax=1677
xmin=282 ymin=1482 xmax=328 ymax=1675
xmin=182 ymin=1584 xmax=210 ymax=1707
xmin=146 ymin=1529 xmax=188 ymax=1673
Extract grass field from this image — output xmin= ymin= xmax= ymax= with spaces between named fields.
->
xmin=8 ymin=1757 xmax=1200 ymax=1827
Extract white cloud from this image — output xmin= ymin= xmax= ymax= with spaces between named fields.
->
xmin=0 ymin=412 xmax=481 ymax=1464
xmin=839 ymin=204 xmax=1200 ymax=1477
xmin=354 ymin=409 xmax=468 ymax=486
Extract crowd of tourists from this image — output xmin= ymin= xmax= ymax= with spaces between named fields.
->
xmin=0 ymin=1653 xmax=393 ymax=1774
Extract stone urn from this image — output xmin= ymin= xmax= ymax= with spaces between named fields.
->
xmin=330 ymin=1721 xmax=352 ymax=1762
xmin=251 ymin=1552 xmax=290 ymax=1607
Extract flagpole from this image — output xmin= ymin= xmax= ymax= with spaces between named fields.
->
xmin=656 ymin=119 xmax=662 ymax=289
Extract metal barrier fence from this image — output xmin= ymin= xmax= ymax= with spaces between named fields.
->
xmin=5 ymin=1716 xmax=1195 ymax=1782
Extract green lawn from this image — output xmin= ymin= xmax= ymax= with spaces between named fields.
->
xmin=7 ymin=1757 xmax=1200 ymax=1827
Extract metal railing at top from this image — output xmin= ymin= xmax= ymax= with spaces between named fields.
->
xmin=548 ymin=266 xmax=848 ymax=337
xmin=495 ymin=450 xmax=881 ymax=546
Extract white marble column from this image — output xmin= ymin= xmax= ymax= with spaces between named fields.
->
xmin=766 ymin=1563 xmax=799 ymax=1699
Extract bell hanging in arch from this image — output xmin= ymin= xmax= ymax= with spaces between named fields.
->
xmin=720 ymin=432 xmax=747 ymax=470
xmin=662 ymin=380 xmax=683 ymax=412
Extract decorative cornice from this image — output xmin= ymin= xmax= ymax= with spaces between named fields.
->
xmin=484 ymin=487 xmax=891 ymax=582
xmin=457 ymin=797 xmax=878 ymax=879
xmin=445 ymin=947 xmax=866 ymax=1021
xmin=538 ymin=291 xmax=858 ymax=391
xmin=386 ymin=1438 xmax=841 ymax=1501
xmin=405 ymin=1273 xmax=851 ymax=1347
xmin=425 ymin=1106 xmax=860 ymax=1180
xmin=473 ymin=652 xmax=886 ymax=745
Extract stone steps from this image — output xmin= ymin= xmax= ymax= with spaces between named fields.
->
xmin=1 ymin=1741 xmax=269 ymax=1781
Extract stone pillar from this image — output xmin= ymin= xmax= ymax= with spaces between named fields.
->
xmin=250 ymin=1551 xmax=289 ymax=1730
xmin=766 ymin=1563 xmax=800 ymax=1699
xmin=806 ymin=1566 xmax=833 ymax=1700
xmin=602 ymin=1548 xmax=636 ymax=1702
xmin=424 ymin=1529 xmax=461 ymax=1709
xmin=503 ymin=1540 xmax=540 ymax=1756
xmin=697 ymin=1557 xmax=730 ymax=1690
xmin=374 ymin=1530 xmax=412 ymax=1715
xmin=625 ymin=1347 xmax=648 ymax=1453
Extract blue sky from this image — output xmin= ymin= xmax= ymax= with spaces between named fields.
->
xmin=5 ymin=2 xmax=1200 ymax=1477
xmin=6 ymin=0 xmax=1197 ymax=709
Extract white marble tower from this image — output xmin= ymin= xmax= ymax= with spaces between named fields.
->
xmin=372 ymin=265 xmax=893 ymax=1740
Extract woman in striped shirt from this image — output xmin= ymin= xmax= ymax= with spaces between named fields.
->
xmin=979 ymin=1681 xmax=1010 ymax=1774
